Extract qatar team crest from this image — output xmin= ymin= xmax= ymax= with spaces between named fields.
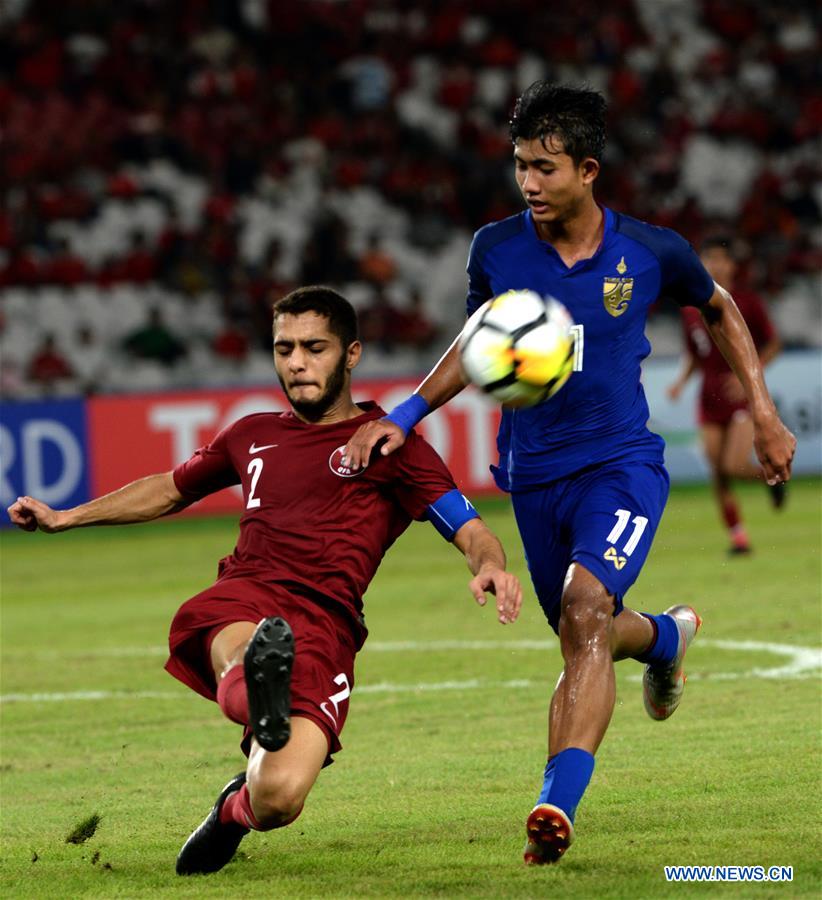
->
xmin=603 ymin=256 xmax=634 ymax=318
xmin=329 ymin=445 xmax=367 ymax=478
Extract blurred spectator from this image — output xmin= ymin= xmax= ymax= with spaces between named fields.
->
xmin=300 ymin=212 xmax=357 ymax=285
xmin=358 ymin=234 xmax=398 ymax=287
xmin=1 ymin=245 xmax=43 ymax=286
xmin=393 ymin=290 xmax=439 ymax=349
xmin=0 ymin=0 xmax=819 ymax=400
xmin=224 ymin=135 xmax=262 ymax=195
xmin=338 ymin=34 xmax=394 ymax=112
xmin=156 ymin=208 xmax=189 ymax=285
xmin=360 ymin=289 xmax=405 ymax=351
xmin=122 ymin=307 xmax=186 ymax=367
xmin=0 ymin=355 xmax=25 ymax=399
xmin=213 ymin=319 xmax=251 ymax=363
xmin=27 ymin=333 xmax=75 ymax=391
xmin=70 ymin=324 xmax=109 ymax=394
xmin=45 ymin=237 xmax=90 ymax=285
xmin=100 ymin=231 xmax=157 ymax=285
xmin=118 ymin=231 xmax=157 ymax=284
xmin=172 ymin=238 xmax=218 ymax=297
xmin=0 ymin=311 xmax=25 ymax=398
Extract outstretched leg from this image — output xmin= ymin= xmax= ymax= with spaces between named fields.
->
xmin=525 ymin=564 xmax=618 ymax=865
xmin=526 ymin=567 xmax=700 ymax=865
xmin=516 ymin=463 xmax=674 ymax=865
xmin=176 ymin=618 xmax=327 ymax=875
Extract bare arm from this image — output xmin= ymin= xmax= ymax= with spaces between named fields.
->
xmin=7 ymin=472 xmax=188 ymax=533
xmin=451 ymin=517 xmax=522 ymax=625
xmin=722 ymin=332 xmax=783 ymax=402
xmin=758 ymin=334 xmax=782 ymax=369
xmin=343 ymin=332 xmax=468 ymax=469
xmin=666 ymin=351 xmax=699 ymax=401
xmin=700 ymin=284 xmax=796 ymax=483
xmin=415 ymin=336 xmax=468 ymax=408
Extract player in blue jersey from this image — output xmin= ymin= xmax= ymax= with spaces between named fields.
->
xmin=342 ymin=82 xmax=796 ymax=865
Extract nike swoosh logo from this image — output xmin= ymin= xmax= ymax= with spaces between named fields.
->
xmin=319 ymin=702 xmax=337 ymax=726
xmin=249 ymin=443 xmax=278 ymax=454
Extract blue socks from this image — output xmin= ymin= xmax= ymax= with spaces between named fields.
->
xmin=636 ymin=612 xmax=680 ymax=666
xmin=537 ymin=747 xmax=595 ymax=824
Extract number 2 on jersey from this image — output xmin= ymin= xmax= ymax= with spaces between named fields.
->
xmin=247 ymin=458 xmax=263 ymax=508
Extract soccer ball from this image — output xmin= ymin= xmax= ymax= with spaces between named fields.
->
xmin=458 ymin=290 xmax=574 ymax=407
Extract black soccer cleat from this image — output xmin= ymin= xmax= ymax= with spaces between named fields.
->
xmin=176 ymin=772 xmax=248 ymax=875
xmin=244 ymin=617 xmax=294 ymax=752
xmin=727 ymin=544 xmax=752 ymax=555
xmin=769 ymin=480 xmax=787 ymax=510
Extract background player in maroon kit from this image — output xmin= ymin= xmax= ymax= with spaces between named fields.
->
xmin=7 ymin=286 xmax=522 ymax=876
xmin=667 ymin=238 xmax=783 ymax=554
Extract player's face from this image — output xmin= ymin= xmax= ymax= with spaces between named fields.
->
xmin=700 ymin=247 xmax=736 ymax=287
xmin=273 ymin=312 xmax=361 ymax=419
xmin=514 ymin=136 xmax=599 ymax=226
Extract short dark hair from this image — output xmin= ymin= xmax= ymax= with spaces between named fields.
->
xmin=700 ymin=235 xmax=734 ymax=255
xmin=510 ymin=82 xmax=607 ymax=165
xmin=272 ymin=285 xmax=358 ymax=347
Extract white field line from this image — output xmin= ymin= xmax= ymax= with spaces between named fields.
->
xmin=0 ymin=690 xmax=183 ymax=703
xmin=1 ymin=639 xmax=819 ymax=704
xmin=0 ymin=679 xmax=537 ymax=704
xmin=663 ymin=638 xmax=821 ymax=682
xmin=9 ymin=640 xmax=558 ymax=659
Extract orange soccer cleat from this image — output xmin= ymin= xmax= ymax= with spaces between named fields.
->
xmin=523 ymin=803 xmax=575 ymax=865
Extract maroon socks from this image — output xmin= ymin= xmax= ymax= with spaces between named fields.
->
xmin=216 ymin=665 xmax=249 ymax=725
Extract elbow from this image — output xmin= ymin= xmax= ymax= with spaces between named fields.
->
xmin=759 ymin=338 xmax=782 ymax=367
xmin=160 ymin=472 xmax=187 ymax=516
xmin=165 ymin=488 xmax=190 ymax=516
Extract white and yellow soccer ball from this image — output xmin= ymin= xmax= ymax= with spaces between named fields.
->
xmin=458 ymin=290 xmax=574 ymax=408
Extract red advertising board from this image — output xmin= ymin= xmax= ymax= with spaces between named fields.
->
xmin=87 ymin=381 xmax=503 ymax=514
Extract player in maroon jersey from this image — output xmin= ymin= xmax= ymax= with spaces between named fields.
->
xmin=7 ymin=286 xmax=522 ymax=875
xmin=667 ymin=238 xmax=783 ymax=554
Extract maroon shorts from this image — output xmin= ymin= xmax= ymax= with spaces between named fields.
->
xmin=165 ymin=577 xmax=359 ymax=759
xmin=699 ymin=381 xmax=749 ymax=427
xmin=699 ymin=399 xmax=750 ymax=427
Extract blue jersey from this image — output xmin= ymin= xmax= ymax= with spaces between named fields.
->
xmin=466 ymin=207 xmax=715 ymax=492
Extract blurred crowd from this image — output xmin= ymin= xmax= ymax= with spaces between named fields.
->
xmin=1 ymin=0 xmax=820 ymax=398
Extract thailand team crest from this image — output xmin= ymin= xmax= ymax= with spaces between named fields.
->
xmin=329 ymin=446 xmax=366 ymax=478
xmin=603 ymin=256 xmax=634 ymax=318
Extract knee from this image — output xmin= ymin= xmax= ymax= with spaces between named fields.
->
xmin=716 ymin=460 xmax=735 ymax=481
xmin=713 ymin=466 xmax=731 ymax=486
xmin=248 ymin=772 xmax=306 ymax=829
xmin=559 ymin=590 xmax=613 ymax=652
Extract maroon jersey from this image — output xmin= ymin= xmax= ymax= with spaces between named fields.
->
xmin=172 ymin=402 xmax=459 ymax=632
xmin=680 ymin=290 xmax=776 ymax=424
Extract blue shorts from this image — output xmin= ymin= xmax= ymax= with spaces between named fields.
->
xmin=511 ymin=462 xmax=670 ymax=633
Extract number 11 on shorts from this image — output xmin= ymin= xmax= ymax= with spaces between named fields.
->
xmin=607 ymin=508 xmax=648 ymax=556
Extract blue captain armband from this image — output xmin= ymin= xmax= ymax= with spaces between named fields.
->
xmin=385 ymin=394 xmax=430 ymax=436
xmin=426 ymin=489 xmax=479 ymax=541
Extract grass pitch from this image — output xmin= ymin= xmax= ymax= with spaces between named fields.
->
xmin=1 ymin=479 xmax=820 ymax=898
